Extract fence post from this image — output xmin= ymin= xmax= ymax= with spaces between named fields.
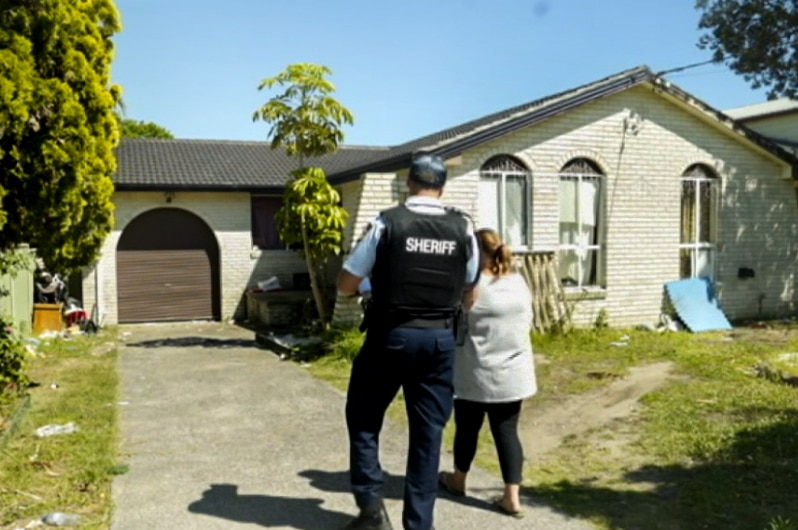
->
xmin=515 ymin=250 xmax=570 ymax=334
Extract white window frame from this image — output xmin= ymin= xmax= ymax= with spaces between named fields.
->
xmin=478 ymin=158 xmax=531 ymax=249
xmin=679 ymin=173 xmax=719 ymax=280
xmin=556 ymin=171 xmax=605 ymax=291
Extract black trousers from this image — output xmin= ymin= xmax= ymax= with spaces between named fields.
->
xmin=346 ymin=326 xmax=456 ymax=530
xmin=452 ymin=399 xmax=524 ymax=484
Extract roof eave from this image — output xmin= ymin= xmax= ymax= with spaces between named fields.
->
xmin=734 ymin=107 xmax=798 ymax=123
xmin=328 ymin=152 xmax=416 ymax=184
xmin=647 ymin=79 xmax=798 ymax=175
xmin=114 ymin=182 xmax=287 ymax=193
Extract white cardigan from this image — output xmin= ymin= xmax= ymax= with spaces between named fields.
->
xmin=453 ymin=272 xmax=537 ymax=403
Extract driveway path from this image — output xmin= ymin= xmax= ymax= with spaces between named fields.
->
xmin=112 ymin=322 xmax=595 ymax=530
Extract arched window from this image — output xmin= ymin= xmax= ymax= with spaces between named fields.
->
xmin=680 ymin=164 xmax=719 ymax=279
xmin=558 ymin=158 xmax=604 ymax=288
xmin=478 ymin=155 xmax=530 ymax=247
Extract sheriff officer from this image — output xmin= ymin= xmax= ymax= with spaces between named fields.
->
xmin=336 ymin=153 xmax=480 ymax=530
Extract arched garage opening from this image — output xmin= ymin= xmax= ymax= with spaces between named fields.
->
xmin=116 ymin=208 xmax=220 ymax=323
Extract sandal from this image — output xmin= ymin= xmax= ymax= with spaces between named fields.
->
xmin=492 ymin=496 xmax=525 ymax=519
xmin=438 ymin=471 xmax=465 ymax=497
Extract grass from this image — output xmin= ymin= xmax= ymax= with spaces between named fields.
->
xmin=300 ymin=323 xmax=798 ymax=530
xmin=5 ymin=321 xmax=793 ymax=529
xmin=526 ymin=325 xmax=798 ymax=530
xmin=0 ymin=330 xmax=120 ymax=529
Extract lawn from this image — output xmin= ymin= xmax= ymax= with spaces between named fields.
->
xmin=302 ymin=323 xmax=798 ymax=530
xmin=0 ymin=330 xmax=121 ymax=530
xmin=2 ymin=321 xmax=798 ymax=530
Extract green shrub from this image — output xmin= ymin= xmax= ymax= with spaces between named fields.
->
xmin=0 ymin=317 xmax=29 ymax=406
xmin=299 ymin=326 xmax=364 ymax=361
xmin=767 ymin=516 xmax=797 ymax=530
xmin=593 ymin=308 xmax=609 ymax=329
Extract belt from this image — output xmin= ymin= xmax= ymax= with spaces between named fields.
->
xmin=399 ymin=318 xmax=453 ymax=329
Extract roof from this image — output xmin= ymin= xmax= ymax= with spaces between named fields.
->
xmin=327 ymin=66 xmax=655 ymax=181
xmin=325 ymin=64 xmax=797 ymax=182
xmin=724 ymin=98 xmax=798 ymax=121
xmin=647 ymin=78 xmax=798 ymax=172
xmin=115 ymin=66 xmax=798 ymax=190
xmin=114 ymin=139 xmax=389 ymax=191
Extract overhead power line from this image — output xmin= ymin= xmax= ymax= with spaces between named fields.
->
xmin=655 ymin=59 xmax=718 ymax=77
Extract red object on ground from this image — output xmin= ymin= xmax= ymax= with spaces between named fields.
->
xmin=65 ymin=309 xmax=88 ymax=327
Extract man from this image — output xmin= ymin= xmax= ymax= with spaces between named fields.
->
xmin=337 ymin=153 xmax=480 ymax=530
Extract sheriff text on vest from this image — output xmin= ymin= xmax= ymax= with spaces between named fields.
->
xmin=404 ymin=237 xmax=457 ymax=255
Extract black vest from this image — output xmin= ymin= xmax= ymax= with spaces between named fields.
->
xmin=371 ymin=204 xmax=470 ymax=318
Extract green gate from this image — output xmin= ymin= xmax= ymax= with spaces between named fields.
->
xmin=0 ymin=247 xmax=35 ymax=335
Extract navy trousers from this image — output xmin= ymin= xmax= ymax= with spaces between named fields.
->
xmin=345 ymin=326 xmax=455 ymax=530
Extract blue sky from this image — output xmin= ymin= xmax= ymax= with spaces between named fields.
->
xmin=112 ymin=0 xmax=767 ymax=146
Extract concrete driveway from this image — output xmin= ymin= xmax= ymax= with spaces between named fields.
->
xmin=112 ymin=322 xmax=595 ymax=530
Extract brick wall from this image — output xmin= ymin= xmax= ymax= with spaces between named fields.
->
xmin=332 ymin=170 xmax=481 ymax=327
xmin=331 ymin=85 xmax=798 ymax=328
xmin=332 ymin=178 xmax=366 ymax=327
xmin=456 ymin=86 xmax=798 ymax=326
xmin=102 ymin=89 xmax=795 ymax=329
xmin=81 ymin=191 xmax=305 ymax=325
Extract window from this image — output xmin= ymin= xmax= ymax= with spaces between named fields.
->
xmin=680 ymin=164 xmax=718 ymax=279
xmin=251 ymin=195 xmax=283 ymax=250
xmin=478 ymin=155 xmax=529 ymax=247
xmin=558 ymin=158 xmax=604 ymax=288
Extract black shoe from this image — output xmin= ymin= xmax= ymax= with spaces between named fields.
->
xmin=342 ymin=501 xmax=393 ymax=530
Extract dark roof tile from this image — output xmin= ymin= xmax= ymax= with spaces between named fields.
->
xmin=115 ymin=65 xmax=798 ymax=190
xmin=326 ymin=66 xmax=655 ymax=180
xmin=114 ymin=139 xmax=389 ymax=190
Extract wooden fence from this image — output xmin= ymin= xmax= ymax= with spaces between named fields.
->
xmin=515 ymin=251 xmax=571 ymax=334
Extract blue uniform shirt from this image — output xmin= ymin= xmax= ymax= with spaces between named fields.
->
xmin=343 ymin=196 xmax=480 ymax=285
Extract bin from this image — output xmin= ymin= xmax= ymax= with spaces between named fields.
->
xmin=33 ymin=303 xmax=64 ymax=335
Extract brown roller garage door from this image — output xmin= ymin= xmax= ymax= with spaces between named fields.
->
xmin=117 ymin=208 xmax=220 ymax=323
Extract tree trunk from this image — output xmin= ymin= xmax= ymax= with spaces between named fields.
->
xmin=301 ymin=215 xmax=328 ymax=329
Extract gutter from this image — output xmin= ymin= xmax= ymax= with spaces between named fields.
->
xmin=328 ymin=152 xmax=416 ymax=184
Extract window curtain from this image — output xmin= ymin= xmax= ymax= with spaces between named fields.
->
xmin=559 ymin=177 xmax=599 ymax=285
xmin=504 ymin=175 xmax=527 ymax=246
xmin=680 ymin=178 xmax=716 ymax=279
xmin=680 ymin=180 xmax=696 ymax=278
xmin=478 ymin=175 xmax=528 ymax=246
xmin=478 ymin=176 xmax=500 ymax=232
xmin=681 ymin=180 xmax=696 ymax=245
xmin=699 ymin=181 xmax=713 ymax=243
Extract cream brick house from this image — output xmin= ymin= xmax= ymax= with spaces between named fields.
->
xmin=79 ymin=141 xmax=388 ymax=325
xmin=82 ymin=66 xmax=798 ymax=327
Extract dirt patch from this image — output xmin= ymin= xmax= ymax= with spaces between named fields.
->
xmin=520 ymin=361 xmax=676 ymax=463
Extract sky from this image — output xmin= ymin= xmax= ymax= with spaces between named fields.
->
xmin=111 ymin=0 xmax=769 ymax=147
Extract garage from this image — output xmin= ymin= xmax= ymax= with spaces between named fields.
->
xmin=116 ymin=208 xmax=220 ymax=323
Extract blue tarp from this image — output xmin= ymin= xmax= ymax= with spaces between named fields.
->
xmin=664 ymin=278 xmax=732 ymax=332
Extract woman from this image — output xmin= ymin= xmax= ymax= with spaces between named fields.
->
xmin=439 ymin=228 xmax=537 ymax=518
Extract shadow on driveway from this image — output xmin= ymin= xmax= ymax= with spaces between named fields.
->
xmin=298 ymin=469 xmax=497 ymax=514
xmin=126 ymin=336 xmax=259 ymax=349
xmin=187 ymin=483 xmax=351 ymax=529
